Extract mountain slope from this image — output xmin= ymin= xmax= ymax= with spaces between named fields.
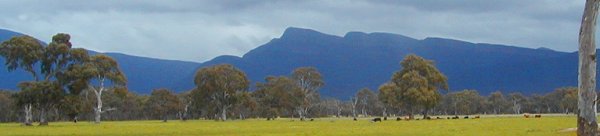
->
xmin=193 ymin=27 xmax=578 ymax=98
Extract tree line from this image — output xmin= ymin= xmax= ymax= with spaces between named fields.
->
xmin=0 ymin=34 xmax=581 ymax=125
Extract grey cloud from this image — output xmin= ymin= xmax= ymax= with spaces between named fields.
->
xmin=0 ymin=0 xmax=589 ymax=62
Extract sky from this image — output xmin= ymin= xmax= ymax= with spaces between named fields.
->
xmin=0 ymin=0 xmax=587 ymax=62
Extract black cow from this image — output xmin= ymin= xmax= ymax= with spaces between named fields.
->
xmin=371 ymin=118 xmax=382 ymax=122
xmin=396 ymin=117 xmax=401 ymax=121
xmin=464 ymin=116 xmax=469 ymax=119
xmin=353 ymin=118 xmax=357 ymax=121
xmin=452 ymin=116 xmax=459 ymax=119
xmin=534 ymin=115 xmax=542 ymax=118
xmin=383 ymin=117 xmax=387 ymax=121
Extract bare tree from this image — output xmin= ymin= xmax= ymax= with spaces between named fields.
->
xmin=578 ymin=0 xmax=600 ymax=135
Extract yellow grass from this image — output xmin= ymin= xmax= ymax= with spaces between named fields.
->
xmin=0 ymin=115 xmax=580 ymax=136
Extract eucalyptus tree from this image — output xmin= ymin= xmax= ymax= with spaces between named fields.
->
xmin=378 ymin=83 xmax=399 ymax=118
xmin=146 ymin=88 xmax=181 ymax=122
xmin=356 ymin=88 xmax=378 ymax=116
xmin=84 ymin=54 xmax=127 ymax=123
xmin=0 ymin=35 xmax=43 ymax=125
xmin=253 ymin=76 xmax=300 ymax=119
xmin=0 ymin=34 xmax=91 ymax=125
xmin=389 ymin=54 xmax=448 ymax=119
xmin=192 ymin=64 xmax=249 ymax=121
xmin=291 ymin=67 xmax=324 ymax=120
xmin=487 ymin=91 xmax=509 ymax=114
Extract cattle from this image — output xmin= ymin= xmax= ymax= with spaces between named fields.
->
xmin=436 ymin=117 xmax=443 ymax=119
xmin=383 ymin=117 xmax=387 ymax=121
xmin=524 ymin=113 xmax=530 ymax=118
xmin=371 ymin=118 xmax=382 ymax=122
xmin=534 ymin=114 xmax=542 ymax=118
xmin=474 ymin=115 xmax=480 ymax=119
xmin=425 ymin=116 xmax=432 ymax=120
xmin=396 ymin=117 xmax=401 ymax=121
xmin=452 ymin=116 xmax=459 ymax=119
xmin=464 ymin=116 xmax=469 ymax=119
xmin=447 ymin=117 xmax=451 ymax=119
xmin=353 ymin=118 xmax=357 ymax=121
xmin=310 ymin=119 xmax=314 ymax=121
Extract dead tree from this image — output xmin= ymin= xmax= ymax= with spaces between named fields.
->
xmin=578 ymin=0 xmax=600 ymax=135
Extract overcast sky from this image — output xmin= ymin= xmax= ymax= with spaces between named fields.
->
xmin=0 ymin=0 xmax=587 ymax=62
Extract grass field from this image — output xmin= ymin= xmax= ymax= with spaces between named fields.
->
xmin=0 ymin=115 xmax=580 ymax=136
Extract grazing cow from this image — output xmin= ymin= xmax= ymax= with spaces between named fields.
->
xmin=447 ymin=117 xmax=451 ymax=119
xmin=353 ymin=118 xmax=357 ymax=121
xmin=436 ymin=117 xmax=443 ymax=119
xmin=452 ymin=116 xmax=459 ymax=119
xmin=310 ymin=119 xmax=314 ymax=121
xmin=474 ymin=115 xmax=480 ymax=119
xmin=524 ymin=114 xmax=530 ymax=118
xmin=396 ymin=117 xmax=401 ymax=121
xmin=534 ymin=115 xmax=542 ymax=118
xmin=464 ymin=116 xmax=469 ymax=119
xmin=384 ymin=117 xmax=387 ymax=121
xmin=425 ymin=116 xmax=432 ymax=120
xmin=371 ymin=118 xmax=382 ymax=122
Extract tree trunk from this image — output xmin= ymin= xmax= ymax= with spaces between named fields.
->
xmin=221 ymin=107 xmax=227 ymax=121
xmin=23 ymin=104 xmax=32 ymax=126
xmin=578 ymin=0 xmax=600 ymax=135
xmin=39 ymin=108 xmax=48 ymax=126
xmin=383 ymin=107 xmax=387 ymax=117
xmin=94 ymin=93 xmax=102 ymax=124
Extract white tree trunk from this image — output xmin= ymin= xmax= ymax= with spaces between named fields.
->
xmin=23 ymin=104 xmax=32 ymax=126
xmin=578 ymin=0 xmax=600 ymax=135
xmin=92 ymin=79 xmax=105 ymax=124
xmin=94 ymin=90 xmax=102 ymax=124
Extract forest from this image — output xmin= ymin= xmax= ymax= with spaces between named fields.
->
xmin=0 ymin=33 xmax=579 ymax=126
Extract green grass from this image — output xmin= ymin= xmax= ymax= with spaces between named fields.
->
xmin=0 ymin=115 xmax=579 ymax=136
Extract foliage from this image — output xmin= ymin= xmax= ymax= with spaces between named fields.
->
xmin=192 ymin=64 xmax=249 ymax=121
xmin=145 ymin=88 xmax=181 ymax=122
xmin=388 ymin=54 xmax=448 ymax=118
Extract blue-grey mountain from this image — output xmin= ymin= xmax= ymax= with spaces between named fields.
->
xmin=0 ymin=27 xmax=589 ymax=99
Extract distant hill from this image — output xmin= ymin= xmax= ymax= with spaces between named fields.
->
xmin=191 ymin=27 xmax=585 ymax=99
xmin=0 ymin=29 xmax=202 ymax=93
xmin=0 ymin=27 xmax=592 ymax=99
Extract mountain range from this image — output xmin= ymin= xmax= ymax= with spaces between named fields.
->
xmin=0 ymin=27 xmax=590 ymax=99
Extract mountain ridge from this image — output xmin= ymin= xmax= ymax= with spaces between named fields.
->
xmin=0 ymin=27 xmax=591 ymax=99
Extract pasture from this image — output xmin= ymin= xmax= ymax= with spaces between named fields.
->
xmin=0 ymin=115 xmax=579 ymax=136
